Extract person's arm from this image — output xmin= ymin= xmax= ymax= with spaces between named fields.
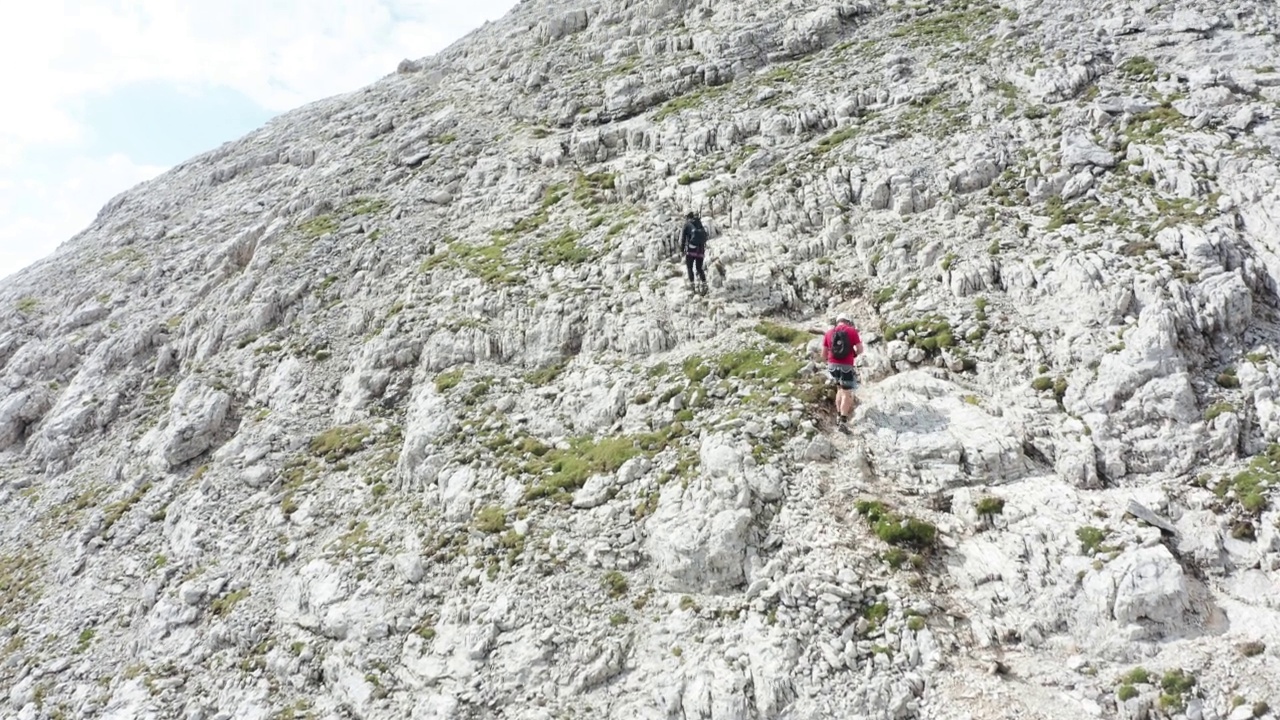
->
xmin=853 ymin=342 xmax=865 ymax=359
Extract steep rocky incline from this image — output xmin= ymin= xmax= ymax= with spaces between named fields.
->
xmin=2 ymin=0 xmax=1280 ymax=718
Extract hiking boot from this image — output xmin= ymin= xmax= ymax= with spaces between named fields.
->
xmin=836 ymin=416 xmax=852 ymax=435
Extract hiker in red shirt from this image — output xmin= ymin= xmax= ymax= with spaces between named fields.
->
xmin=822 ymin=313 xmax=864 ymax=433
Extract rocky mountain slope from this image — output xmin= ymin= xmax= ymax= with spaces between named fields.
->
xmin=2 ymin=0 xmax=1280 ymax=718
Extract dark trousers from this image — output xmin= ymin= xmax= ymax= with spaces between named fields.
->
xmin=685 ymin=254 xmax=705 ymax=283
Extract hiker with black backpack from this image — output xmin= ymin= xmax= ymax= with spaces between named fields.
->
xmin=822 ymin=313 xmax=864 ymax=433
xmin=680 ymin=212 xmax=709 ymax=294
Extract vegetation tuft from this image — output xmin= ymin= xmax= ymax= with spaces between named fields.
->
xmin=855 ymin=500 xmax=937 ymax=550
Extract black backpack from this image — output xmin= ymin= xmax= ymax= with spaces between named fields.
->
xmin=687 ymin=221 xmax=707 ymax=252
xmin=830 ymin=328 xmax=854 ymax=360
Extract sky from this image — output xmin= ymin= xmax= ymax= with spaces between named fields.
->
xmin=0 ymin=0 xmax=518 ymax=282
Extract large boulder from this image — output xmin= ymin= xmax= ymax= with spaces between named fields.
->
xmin=644 ymin=434 xmax=755 ymax=593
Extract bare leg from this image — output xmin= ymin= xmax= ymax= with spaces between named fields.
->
xmin=836 ymin=388 xmax=853 ymax=418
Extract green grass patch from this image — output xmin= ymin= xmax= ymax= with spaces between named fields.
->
xmin=210 ymin=588 xmax=250 ymax=616
xmin=435 ymin=369 xmax=464 ymax=392
xmin=1125 ymin=105 xmax=1185 ymax=144
xmin=1215 ymin=444 xmax=1280 ymax=513
xmin=537 ymin=228 xmax=594 ymax=265
xmin=525 ymin=359 xmax=568 ymax=386
xmin=682 ymin=357 xmax=711 ymax=382
xmin=715 ymin=346 xmax=806 ymax=382
xmin=474 ymin=506 xmax=508 ymax=534
xmin=522 ymin=426 xmax=688 ymax=501
xmin=883 ymin=316 xmax=952 ymax=354
xmin=74 ymin=627 xmax=96 ymax=654
xmin=299 ymin=215 xmax=337 ymax=237
xmin=889 ymin=3 xmax=1014 ymax=45
xmin=101 ymin=482 xmax=153 ymax=534
xmin=309 ymin=425 xmax=371 ymax=463
xmin=653 ymin=83 xmax=729 ymax=122
xmin=1118 ymin=56 xmax=1157 ymax=82
xmin=573 ymin=172 xmax=616 ymax=207
xmin=420 ymin=237 xmax=521 ymax=285
xmin=753 ymin=321 xmax=810 ymax=346
xmin=855 ymin=500 xmax=937 ymax=550
xmin=346 ymin=197 xmax=388 ymax=215
xmin=813 ymin=127 xmax=858 ymax=156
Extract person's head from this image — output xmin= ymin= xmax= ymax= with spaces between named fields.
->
xmin=686 ymin=211 xmax=697 ymax=220
xmin=835 ymin=312 xmax=852 ymax=327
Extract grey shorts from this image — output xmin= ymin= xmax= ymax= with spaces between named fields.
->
xmin=828 ymin=364 xmax=860 ymax=390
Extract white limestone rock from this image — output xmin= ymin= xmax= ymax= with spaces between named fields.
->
xmin=644 ymin=450 xmax=754 ymax=593
xmin=148 ymin=378 xmax=232 ymax=468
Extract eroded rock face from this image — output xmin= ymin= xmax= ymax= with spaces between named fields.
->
xmin=148 ymin=378 xmax=233 ymax=469
xmin=645 ymin=435 xmax=755 ymax=593
xmin=0 ymin=0 xmax=1279 ymax=717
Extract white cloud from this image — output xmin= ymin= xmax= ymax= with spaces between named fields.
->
xmin=0 ymin=0 xmax=517 ymax=280
xmin=0 ymin=153 xmax=167 ymax=281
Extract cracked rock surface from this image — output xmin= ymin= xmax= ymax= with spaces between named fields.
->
xmin=2 ymin=0 xmax=1280 ymax=718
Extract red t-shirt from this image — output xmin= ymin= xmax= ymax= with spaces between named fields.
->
xmin=823 ymin=323 xmax=861 ymax=366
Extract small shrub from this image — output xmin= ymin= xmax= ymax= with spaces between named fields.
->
xmin=864 ymin=603 xmax=890 ymax=625
xmin=602 ymin=571 xmax=629 ymax=598
xmin=874 ymin=516 xmax=937 ymax=548
xmin=882 ymin=548 xmax=909 ymax=569
xmin=1117 ymin=684 xmax=1139 ymax=702
xmin=975 ymin=496 xmax=1005 ymax=516
xmin=1217 ymin=368 xmax=1241 ymax=388
xmin=609 ymin=613 xmax=629 ymax=626
xmin=1162 ymin=666 xmax=1198 ymax=707
xmin=1159 ymin=668 xmax=1195 ymax=696
xmin=474 ymin=506 xmax=507 ymax=534
xmin=906 ymin=616 xmax=925 ymax=632
xmin=435 ymin=369 xmax=464 ymax=392
xmin=1076 ymin=526 xmax=1109 ymax=555
xmin=856 ymin=500 xmax=936 ymax=548
xmin=1238 ymin=640 xmax=1266 ymax=657
xmin=1121 ymin=667 xmax=1151 ymax=685
xmin=1203 ymin=401 xmax=1235 ymax=422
